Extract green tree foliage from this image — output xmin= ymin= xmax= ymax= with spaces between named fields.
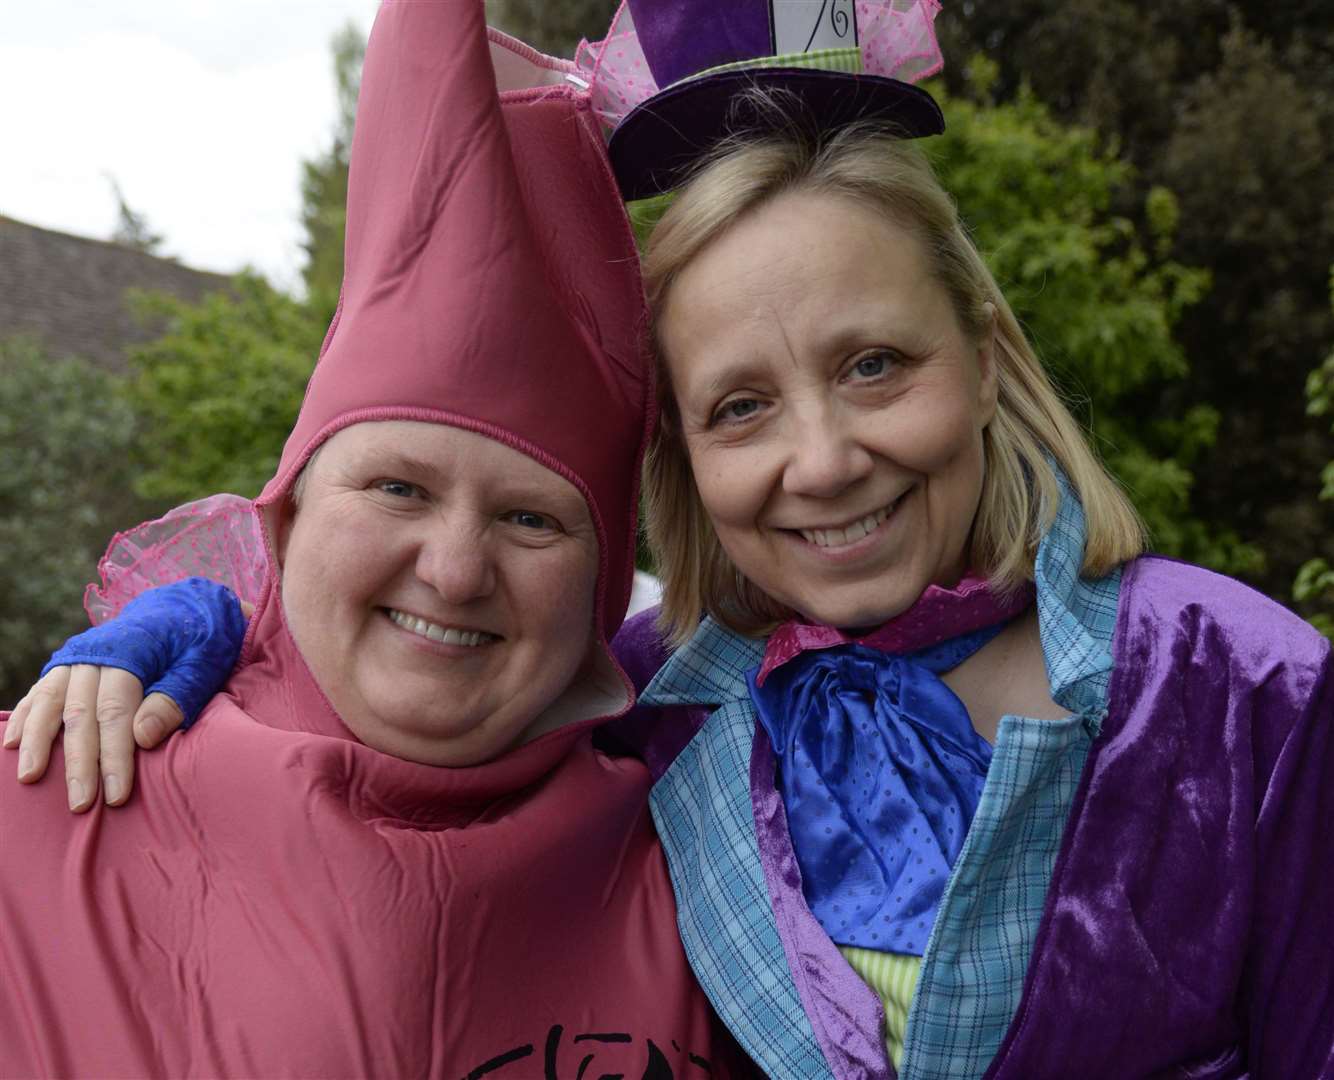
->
xmin=936 ymin=0 xmax=1334 ymax=601
xmin=299 ymin=23 xmax=365 ymax=324
xmin=487 ymin=0 xmax=617 ymax=56
xmin=930 ymin=67 xmax=1260 ymax=574
xmin=1292 ymin=267 xmax=1334 ymax=635
xmin=0 ymin=338 xmax=166 ymax=704
xmin=125 ymin=275 xmax=325 ymax=503
xmin=1304 ymin=272 xmax=1334 ymax=505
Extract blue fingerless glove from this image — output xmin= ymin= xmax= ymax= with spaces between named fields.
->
xmin=42 ymin=578 xmax=248 ymax=728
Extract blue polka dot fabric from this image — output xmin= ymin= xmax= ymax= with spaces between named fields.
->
xmin=747 ymin=628 xmax=999 ymax=955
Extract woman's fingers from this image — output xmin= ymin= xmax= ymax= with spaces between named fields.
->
xmin=56 ymin=665 xmax=104 ymax=811
xmin=15 ymin=665 xmax=102 ymax=811
xmin=7 ymin=664 xmax=169 ymax=811
xmin=4 ymin=689 xmax=31 ymax=748
xmin=133 ymin=693 xmax=185 ymax=750
xmin=96 ymin=668 xmax=145 ymax=806
xmin=11 ymin=666 xmax=71 ymax=783
xmin=8 ymin=664 xmax=162 ymax=811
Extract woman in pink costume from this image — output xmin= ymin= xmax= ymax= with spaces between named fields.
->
xmin=0 ymin=2 xmax=751 ymax=1077
xmin=9 ymin=2 xmax=1333 ymax=1077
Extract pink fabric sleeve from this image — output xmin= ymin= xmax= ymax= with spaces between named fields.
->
xmin=84 ymin=495 xmax=268 ymax=625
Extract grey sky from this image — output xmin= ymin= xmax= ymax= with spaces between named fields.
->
xmin=2 ymin=0 xmax=383 ymax=288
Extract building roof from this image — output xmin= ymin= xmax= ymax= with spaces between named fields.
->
xmin=0 ymin=215 xmax=231 ymax=372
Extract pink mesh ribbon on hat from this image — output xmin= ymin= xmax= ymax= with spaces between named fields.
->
xmin=575 ymin=0 xmax=943 ymax=132
xmin=83 ymin=495 xmax=266 ymax=625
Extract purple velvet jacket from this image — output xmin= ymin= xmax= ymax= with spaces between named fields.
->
xmin=611 ymin=557 xmax=1334 ymax=1079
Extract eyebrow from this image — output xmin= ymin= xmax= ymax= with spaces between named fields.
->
xmin=351 ymin=449 xmax=443 ymax=480
xmin=809 ymin=299 xmax=921 ymax=357
xmin=816 ymin=323 xmax=892 ymax=357
xmin=691 ymin=356 xmax=773 ymax=403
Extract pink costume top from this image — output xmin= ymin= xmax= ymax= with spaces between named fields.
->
xmin=0 ymin=607 xmax=739 ymax=1077
xmin=0 ymin=2 xmax=748 ymax=1076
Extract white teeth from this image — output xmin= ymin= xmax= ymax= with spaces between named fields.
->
xmin=798 ymin=499 xmax=897 ymax=548
xmin=387 ymin=609 xmax=492 ymax=646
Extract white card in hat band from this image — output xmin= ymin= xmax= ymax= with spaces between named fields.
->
xmin=771 ymin=0 xmax=860 ymax=55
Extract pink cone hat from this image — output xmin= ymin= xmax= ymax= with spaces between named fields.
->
xmin=257 ymin=0 xmax=652 ymax=642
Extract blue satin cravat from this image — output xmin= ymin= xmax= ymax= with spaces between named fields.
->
xmin=748 ymin=628 xmax=1000 ymax=955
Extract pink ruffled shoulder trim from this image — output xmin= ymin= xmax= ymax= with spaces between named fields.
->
xmin=84 ymin=494 xmax=268 ymax=625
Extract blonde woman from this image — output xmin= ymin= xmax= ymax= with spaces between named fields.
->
xmin=618 ymin=118 xmax=1331 ymax=1078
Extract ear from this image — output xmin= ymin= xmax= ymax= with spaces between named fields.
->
xmin=976 ymin=301 xmax=1000 ymax=427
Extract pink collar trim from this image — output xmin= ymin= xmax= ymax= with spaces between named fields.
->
xmin=755 ymin=573 xmax=1035 ymax=686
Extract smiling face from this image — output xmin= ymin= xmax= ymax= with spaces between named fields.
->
xmin=275 ymin=420 xmax=600 ymax=767
xmin=658 ymin=190 xmax=998 ymax=631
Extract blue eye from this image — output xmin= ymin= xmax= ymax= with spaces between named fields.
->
xmin=377 ymin=479 xmax=421 ymax=499
xmin=508 ymin=510 xmax=554 ymax=530
xmin=852 ymin=353 xmax=889 ymax=378
xmin=713 ymin=397 xmax=763 ymax=425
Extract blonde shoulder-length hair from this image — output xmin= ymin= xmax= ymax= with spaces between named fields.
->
xmin=642 ymin=108 xmax=1146 ymax=648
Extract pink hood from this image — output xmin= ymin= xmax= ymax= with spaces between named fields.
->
xmin=258 ymin=0 xmax=652 ymax=645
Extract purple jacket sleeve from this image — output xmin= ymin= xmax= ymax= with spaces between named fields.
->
xmin=1246 ymin=642 xmax=1334 ymax=1075
xmin=991 ymin=558 xmax=1333 ymax=1078
xmin=604 ymin=607 xmax=710 ymax=779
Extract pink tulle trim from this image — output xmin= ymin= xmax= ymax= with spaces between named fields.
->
xmin=575 ymin=0 xmax=943 ymax=132
xmin=84 ymin=494 xmax=268 ymax=625
xmin=857 ymin=0 xmax=945 ymax=84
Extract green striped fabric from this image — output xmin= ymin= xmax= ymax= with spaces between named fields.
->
xmin=689 ymin=46 xmax=863 ymax=82
xmin=839 ymin=946 xmax=921 ymax=1068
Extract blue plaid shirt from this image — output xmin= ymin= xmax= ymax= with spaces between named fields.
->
xmin=642 ymin=486 xmax=1121 ymax=1078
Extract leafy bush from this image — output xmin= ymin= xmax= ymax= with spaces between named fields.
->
xmin=936 ymin=1 xmax=1334 ymax=606
xmin=1292 ymin=268 xmax=1334 ymax=636
xmin=0 ymin=338 xmax=166 ymax=704
xmin=125 ymin=274 xmax=326 ymax=503
xmin=930 ymin=66 xmax=1262 ymax=576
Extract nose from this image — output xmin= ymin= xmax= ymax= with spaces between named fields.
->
xmin=413 ymin=518 xmax=497 ymax=604
xmin=782 ymin=404 xmax=874 ymax=498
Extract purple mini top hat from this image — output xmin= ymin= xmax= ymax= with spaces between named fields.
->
xmin=575 ymin=0 xmax=946 ymax=199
